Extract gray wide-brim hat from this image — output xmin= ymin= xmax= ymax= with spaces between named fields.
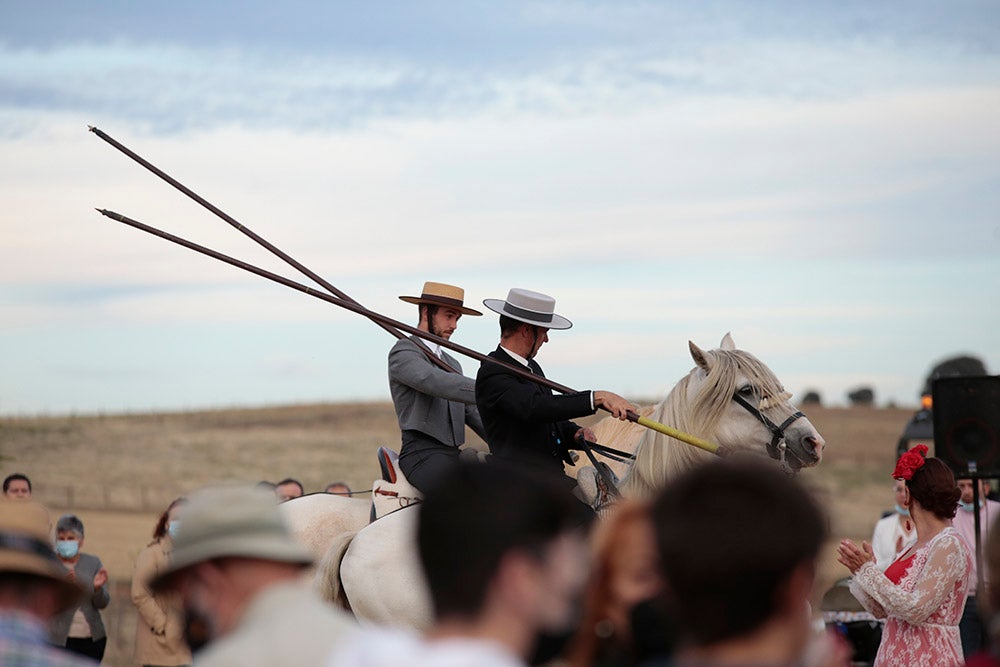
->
xmin=152 ymin=485 xmax=313 ymax=590
xmin=483 ymin=288 xmax=573 ymax=330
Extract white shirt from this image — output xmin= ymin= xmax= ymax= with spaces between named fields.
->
xmin=420 ymin=338 xmax=443 ymax=358
xmin=328 ymin=626 xmax=525 ymax=667
xmin=871 ymin=512 xmax=917 ymax=571
xmin=499 ymin=345 xmax=595 ymax=411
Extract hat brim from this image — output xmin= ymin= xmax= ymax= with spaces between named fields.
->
xmin=151 ymin=532 xmax=314 ymax=591
xmin=482 ymin=299 xmax=573 ymax=330
xmin=399 ymin=296 xmax=482 ymax=316
xmin=0 ymin=552 xmax=82 ymax=611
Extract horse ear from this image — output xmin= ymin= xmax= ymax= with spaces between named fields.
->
xmin=720 ymin=332 xmax=736 ymax=350
xmin=689 ymin=341 xmax=712 ymax=372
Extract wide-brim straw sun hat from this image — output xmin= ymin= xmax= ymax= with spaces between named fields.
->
xmin=152 ymin=485 xmax=313 ymax=590
xmin=399 ymin=281 xmax=483 ymax=316
xmin=0 ymin=500 xmax=81 ymax=610
xmin=483 ymin=288 xmax=573 ymax=330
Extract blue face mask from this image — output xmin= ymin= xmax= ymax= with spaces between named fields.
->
xmin=167 ymin=520 xmax=180 ymax=539
xmin=960 ymin=501 xmax=977 ymax=513
xmin=895 ymin=504 xmax=910 ymax=517
xmin=55 ymin=540 xmax=80 ymax=558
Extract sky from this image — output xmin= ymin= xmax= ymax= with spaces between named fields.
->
xmin=1 ymin=1 xmax=998 ymax=415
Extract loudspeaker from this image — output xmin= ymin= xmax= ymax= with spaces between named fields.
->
xmin=933 ymin=376 xmax=1000 ymax=478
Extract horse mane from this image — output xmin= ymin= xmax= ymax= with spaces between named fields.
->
xmin=619 ymin=347 xmax=789 ymax=499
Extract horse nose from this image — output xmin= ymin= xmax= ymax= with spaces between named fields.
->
xmin=805 ymin=434 xmax=825 ymax=459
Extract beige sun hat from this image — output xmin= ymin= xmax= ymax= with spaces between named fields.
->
xmin=0 ymin=500 xmax=81 ymax=609
xmin=483 ymin=288 xmax=573 ymax=330
xmin=152 ymin=485 xmax=313 ymax=590
xmin=399 ymin=281 xmax=483 ymax=316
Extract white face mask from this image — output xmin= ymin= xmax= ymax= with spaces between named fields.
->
xmin=55 ymin=539 xmax=80 ymax=558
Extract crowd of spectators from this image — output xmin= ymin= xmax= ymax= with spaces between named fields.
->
xmin=3 ymin=449 xmax=999 ymax=667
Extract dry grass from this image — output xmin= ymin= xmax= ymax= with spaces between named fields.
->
xmin=0 ymin=401 xmax=914 ymax=666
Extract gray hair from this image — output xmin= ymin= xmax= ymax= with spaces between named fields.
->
xmin=56 ymin=513 xmax=84 ymax=537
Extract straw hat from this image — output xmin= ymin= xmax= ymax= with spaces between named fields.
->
xmin=399 ymin=281 xmax=482 ymax=316
xmin=152 ymin=485 xmax=313 ymax=590
xmin=0 ymin=500 xmax=80 ymax=609
xmin=483 ymin=288 xmax=573 ymax=330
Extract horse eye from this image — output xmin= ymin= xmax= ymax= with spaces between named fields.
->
xmin=738 ymin=385 xmax=755 ymax=396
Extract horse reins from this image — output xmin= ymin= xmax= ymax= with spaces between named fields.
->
xmin=731 ymin=392 xmax=805 ymax=468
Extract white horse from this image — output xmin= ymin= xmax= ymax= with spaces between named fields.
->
xmin=313 ymin=334 xmax=826 ymax=629
xmin=280 ymin=493 xmax=371 ymax=561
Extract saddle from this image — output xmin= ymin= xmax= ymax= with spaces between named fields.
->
xmin=576 ymin=463 xmax=620 ymax=513
xmin=370 ymin=446 xmax=422 ymax=521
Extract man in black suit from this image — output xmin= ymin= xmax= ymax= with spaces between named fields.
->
xmin=475 ymin=288 xmax=635 ymax=481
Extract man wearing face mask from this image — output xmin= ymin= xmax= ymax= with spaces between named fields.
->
xmin=955 ymin=478 xmax=1000 ymax=657
xmin=870 ymin=479 xmax=918 ymax=571
xmin=328 ymin=459 xmax=591 ymax=667
xmin=151 ymin=485 xmax=357 ymax=666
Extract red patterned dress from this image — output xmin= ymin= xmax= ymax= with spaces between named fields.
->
xmin=850 ymin=526 xmax=971 ymax=667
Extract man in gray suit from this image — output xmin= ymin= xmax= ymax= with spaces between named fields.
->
xmin=389 ymin=281 xmax=486 ymax=491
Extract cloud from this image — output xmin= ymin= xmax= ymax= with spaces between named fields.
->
xmin=1 ymin=3 xmax=998 ymax=413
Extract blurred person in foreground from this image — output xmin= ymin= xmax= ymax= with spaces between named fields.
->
xmin=50 ymin=514 xmax=109 ymax=661
xmin=328 ymin=459 xmax=590 ymax=667
xmin=871 ymin=479 xmax=918 ymax=571
xmin=0 ymin=500 xmax=93 ymax=666
xmin=132 ymin=497 xmax=191 ymax=667
xmin=653 ymin=460 xmax=848 ymax=667
xmin=3 ymin=473 xmax=32 ymax=501
xmin=152 ymin=485 xmax=356 ymax=666
xmin=839 ymin=445 xmax=971 ymax=666
xmin=956 ymin=478 xmax=1000 ymax=657
xmin=567 ymin=499 xmax=670 ymax=667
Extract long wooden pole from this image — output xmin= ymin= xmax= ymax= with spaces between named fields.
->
xmin=97 ymin=208 xmax=568 ymax=392
xmin=87 ymin=126 xmax=457 ymax=373
xmin=97 ymin=208 xmax=720 ymax=455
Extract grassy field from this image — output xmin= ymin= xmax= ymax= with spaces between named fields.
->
xmin=0 ymin=401 xmax=913 ymax=665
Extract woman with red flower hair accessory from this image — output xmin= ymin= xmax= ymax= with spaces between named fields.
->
xmin=837 ymin=445 xmax=972 ymax=666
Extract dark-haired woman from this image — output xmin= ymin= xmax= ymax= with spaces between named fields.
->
xmin=131 ymin=497 xmax=191 ymax=667
xmin=838 ymin=445 xmax=971 ymax=667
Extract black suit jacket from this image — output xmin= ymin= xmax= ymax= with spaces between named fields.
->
xmin=475 ymin=346 xmax=595 ymax=476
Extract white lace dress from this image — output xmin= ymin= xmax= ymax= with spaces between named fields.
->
xmin=850 ymin=526 xmax=972 ymax=667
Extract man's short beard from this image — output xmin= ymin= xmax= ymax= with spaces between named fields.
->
xmin=424 ymin=305 xmax=441 ymax=338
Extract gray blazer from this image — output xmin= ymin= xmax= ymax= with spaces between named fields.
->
xmin=388 ymin=336 xmax=485 ymax=447
xmin=50 ymin=552 xmax=110 ymax=643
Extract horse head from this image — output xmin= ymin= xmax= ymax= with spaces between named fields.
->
xmin=686 ymin=333 xmax=825 ymax=472
xmin=620 ymin=333 xmax=825 ymax=498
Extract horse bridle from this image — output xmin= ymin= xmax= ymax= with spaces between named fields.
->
xmin=732 ymin=392 xmax=805 ymax=467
